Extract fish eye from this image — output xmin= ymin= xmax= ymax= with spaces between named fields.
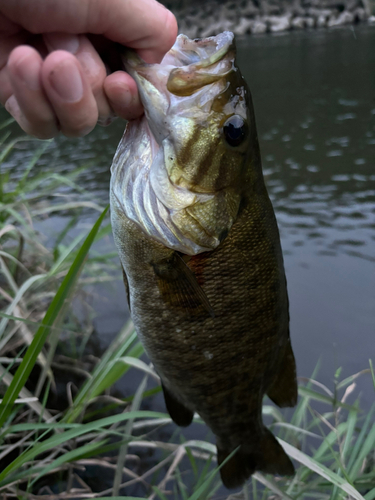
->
xmin=223 ymin=115 xmax=247 ymax=147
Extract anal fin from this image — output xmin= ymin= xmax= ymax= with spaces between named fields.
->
xmin=267 ymin=339 xmax=298 ymax=408
xmin=162 ymin=383 xmax=194 ymax=427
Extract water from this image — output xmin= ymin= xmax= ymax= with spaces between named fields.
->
xmin=236 ymin=26 xmax=375 ymax=406
xmin=2 ymin=26 xmax=374 ymax=406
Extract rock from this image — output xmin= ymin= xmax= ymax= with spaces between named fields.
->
xmin=266 ymin=14 xmax=292 ymax=31
xmin=172 ymin=0 xmax=367 ymax=38
xmin=251 ymin=19 xmax=268 ymax=33
xmin=233 ymin=17 xmax=254 ymax=35
xmin=221 ymin=5 xmax=238 ymax=21
xmin=260 ymin=0 xmax=282 ymax=15
xmin=353 ymin=7 xmax=368 ymax=21
xmin=317 ymin=13 xmax=327 ymax=25
xmin=306 ymin=7 xmax=324 ymax=17
xmin=327 ymin=10 xmax=355 ymax=25
xmin=320 ymin=1 xmax=346 ymax=9
xmin=292 ymin=15 xmax=306 ymax=27
xmin=291 ymin=5 xmax=308 ymax=16
xmin=346 ymin=0 xmax=362 ymax=11
xmin=242 ymin=2 xmax=260 ymax=18
xmin=305 ymin=15 xmax=316 ymax=26
xmin=200 ymin=19 xmax=235 ymax=38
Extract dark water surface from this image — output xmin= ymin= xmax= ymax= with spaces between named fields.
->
xmin=3 ymin=26 xmax=374 ymax=407
xmin=236 ymin=26 xmax=375 ymax=407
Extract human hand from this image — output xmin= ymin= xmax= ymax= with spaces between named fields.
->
xmin=0 ymin=0 xmax=177 ymax=138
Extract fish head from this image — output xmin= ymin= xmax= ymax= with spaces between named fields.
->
xmin=111 ymin=32 xmax=260 ymax=255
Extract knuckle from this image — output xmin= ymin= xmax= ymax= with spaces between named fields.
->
xmin=24 ymin=117 xmax=59 ymax=139
xmin=61 ymin=114 xmax=97 ymax=137
xmin=31 ymin=128 xmax=57 ymax=140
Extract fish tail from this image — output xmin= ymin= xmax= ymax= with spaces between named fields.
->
xmin=217 ymin=428 xmax=294 ymax=489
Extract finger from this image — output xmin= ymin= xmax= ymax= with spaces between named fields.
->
xmin=132 ymin=7 xmax=178 ymax=64
xmin=1 ymin=0 xmax=178 ymax=63
xmin=7 ymin=45 xmax=59 ymax=139
xmin=44 ymin=33 xmax=114 ymax=124
xmin=41 ymin=50 xmax=98 ymax=137
xmin=0 ymin=30 xmax=30 ymax=104
xmin=104 ymin=71 xmax=143 ymax=121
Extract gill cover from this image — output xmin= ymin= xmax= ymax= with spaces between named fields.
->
xmin=110 ymin=32 xmax=250 ymax=255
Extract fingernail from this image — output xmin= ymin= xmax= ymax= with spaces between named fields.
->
xmin=97 ymin=114 xmax=117 ymax=127
xmin=44 ymin=33 xmax=80 ymax=54
xmin=5 ymin=95 xmax=21 ymax=118
xmin=14 ymin=53 xmax=41 ymax=91
xmin=49 ymin=59 xmax=84 ymax=102
xmin=5 ymin=95 xmax=31 ymax=131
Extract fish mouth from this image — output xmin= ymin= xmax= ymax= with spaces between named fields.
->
xmin=121 ymin=31 xmax=236 ymax=165
xmin=123 ymin=32 xmax=236 ymax=144
xmin=125 ymin=31 xmax=235 ymax=96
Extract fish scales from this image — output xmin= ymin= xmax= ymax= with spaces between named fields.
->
xmin=110 ymin=31 xmax=298 ymax=488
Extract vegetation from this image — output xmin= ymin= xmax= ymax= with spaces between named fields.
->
xmin=0 ymin=123 xmax=374 ymax=499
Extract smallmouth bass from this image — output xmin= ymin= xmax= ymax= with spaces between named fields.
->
xmin=110 ymin=31 xmax=298 ymax=489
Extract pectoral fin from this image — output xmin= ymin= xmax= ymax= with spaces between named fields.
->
xmin=162 ymin=382 xmax=194 ymax=427
xmin=151 ymin=252 xmax=214 ymax=318
xmin=267 ymin=339 xmax=298 ymax=408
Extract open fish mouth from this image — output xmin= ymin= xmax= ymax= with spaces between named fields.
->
xmin=111 ymin=32 xmax=248 ymax=256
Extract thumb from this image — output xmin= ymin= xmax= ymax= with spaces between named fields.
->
xmin=0 ymin=0 xmax=178 ymax=63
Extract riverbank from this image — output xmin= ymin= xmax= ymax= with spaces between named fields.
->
xmin=165 ymin=0 xmax=375 ymax=38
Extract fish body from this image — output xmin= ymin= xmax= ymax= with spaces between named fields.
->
xmin=110 ymin=32 xmax=297 ymax=488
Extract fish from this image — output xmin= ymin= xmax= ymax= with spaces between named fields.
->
xmin=110 ymin=31 xmax=298 ymax=489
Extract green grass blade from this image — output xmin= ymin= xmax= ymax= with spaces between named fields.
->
xmin=64 ymin=322 xmax=142 ymax=422
xmin=29 ymin=440 xmax=107 ymax=487
xmin=4 ymin=440 xmax=106 ymax=488
xmin=342 ymin=406 xmax=358 ymax=466
xmin=279 ymin=438 xmax=365 ymax=500
xmin=349 ymin=421 xmax=375 ymax=480
xmin=298 ymin=386 xmax=357 ymax=411
xmin=0 ymin=273 xmax=46 ymax=340
xmin=0 ymin=117 xmax=15 ymax=131
xmin=18 ymin=141 xmax=51 ymax=189
xmin=253 ymin=472 xmax=294 ymax=500
xmin=0 ymin=410 xmax=168 ymax=485
xmin=364 ymin=487 xmax=375 ymax=500
xmin=113 ymin=374 xmax=149 ymax=496
xmin=347 ymin=405 xmax=375 ymax=473
xmin=188 ymin=448 xmax=239 ymax=500
xmin=370 ymin=359 xmax=375 ymax=389
xmin=152 ymin=486 xmax=169 ymax=500
xmin=0 ymin=206 xmax=109 ymax=428
xmin=186 ymin=446 xmax=198 ymax=478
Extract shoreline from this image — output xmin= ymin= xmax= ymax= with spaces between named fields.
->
xmin=165 ymin=0 xmax=375 ymax=38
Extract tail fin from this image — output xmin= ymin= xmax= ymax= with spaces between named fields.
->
xmin=217 ymin=428 xmax=294 ymax=489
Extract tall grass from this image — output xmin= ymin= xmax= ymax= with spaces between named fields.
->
xmin=0 ymin=125 xmax=374 ymax=499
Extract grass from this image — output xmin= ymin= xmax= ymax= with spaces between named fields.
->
xmin=0 ymin=123 xmax=374 ymax=499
